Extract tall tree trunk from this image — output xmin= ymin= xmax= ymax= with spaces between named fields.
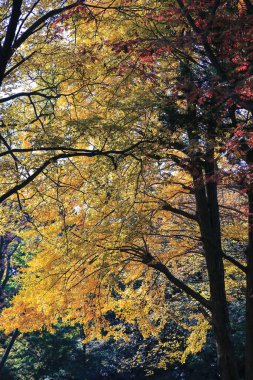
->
xmin=245 ymin=149 xmax=253 ymax=380
xmin=190 ymin=141 xmax=239 ymax=380
xmin=0 ymin=0 xmax=23 ymax=87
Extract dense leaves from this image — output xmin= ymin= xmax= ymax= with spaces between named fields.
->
xmin=0 ymin=1 xmax=252 ymax=379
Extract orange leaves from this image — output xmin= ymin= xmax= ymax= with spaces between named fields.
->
xmin=238 ymin=0 xmax=248 ymax=15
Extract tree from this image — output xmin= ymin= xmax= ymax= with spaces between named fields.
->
xmin=0 ymin=232 xmax=21 ymax=371
xmin=95 ymin=1 xmax=252 ymax=377
xmin=0 ymin=0 xmax=148 ymax=373
xmin=0 ymin=1 xmax=252 ymax=380
xmin=0 ymin=0 xmax=143 ymax=206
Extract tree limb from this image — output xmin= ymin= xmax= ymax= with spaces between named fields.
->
xmin=243 ymin=0 xmax=253 ymax=13
xmin=0 ymin=329 xmax=19 ymax=372
xmin=162 ymin=202 xmax=198 ymax=222
xmin=0 ymin=141 xmax=148 ymax=203
xmin=223 ymin=253 xmax=247 ymax=274
xmin=13 ymin=1 xmax=85 ymax=50
xmin=147 ymin=259 xmax=211 ymax=311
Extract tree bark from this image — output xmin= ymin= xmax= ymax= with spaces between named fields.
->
xmin=245 ymin=149 xmax=253 ymax=380
xmin=79 ymin=324 xmax=86 ymax=364
xmin=148 ymin=261 xmax=211 ymax=311
xmin=189 ymin=133 xmax=239 ymax=380
xmin=0 ymin=329 xmax=19 ymax=372
xmin=0 ymin=0 xmax=23 ymax=86
xmin=245 ymin=192 xmax=253 ymax=380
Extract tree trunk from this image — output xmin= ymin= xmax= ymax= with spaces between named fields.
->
xmin=79 ymin=324 xmax=86 ymax=364
xmin=245 ymin=150 xmax=253 ymax=380
xmin=191 ymin=148 xmax=239 ymax=380
xmin=0 ymin=329 xmax=19 ymax=372
xmin=0 ymin=0 xmax=23 ymax=87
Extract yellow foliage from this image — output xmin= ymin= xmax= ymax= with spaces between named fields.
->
xmin=181 ymin=318 xmax=210 ymax=363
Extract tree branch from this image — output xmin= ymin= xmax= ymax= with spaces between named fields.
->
xmin=0 ymin=0 xmax=23 ymax=84
xmin=0 ymin=90 xmax=60 ymax=103
xmin=162 ymin=201 xmax=198 ymax=222
xmin=0 ymin=329 xmax=19 ymax=372
xmin=3 ymin=51 xmax=37 ymax=79
xmin=243 ymin=0 xmax=253 ymax=13
xmin=147 ymin=260 xmax=211 ymax=310
xmin=176 ymin=0 xmax=200 ymax=33
xmin=13 ymin=1 xmax=86 ymax=50
xmin=0 ymin=141 xmax=148 ymax=203
xmin=223 ymin=253 xmax=247 ymax=274
xmin=2 ymin=0 xmax=23 ymax=53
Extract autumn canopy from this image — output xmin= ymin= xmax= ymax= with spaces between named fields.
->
xmin=0 ymin=1 xmax=252 ymax=380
